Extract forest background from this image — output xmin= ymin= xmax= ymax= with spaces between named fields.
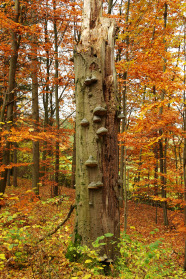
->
xmin=0 ymin=0 xmax=186 ymax=278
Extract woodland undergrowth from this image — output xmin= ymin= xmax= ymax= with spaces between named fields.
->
xmin=0 ymin=178 xmax=186 ymax=278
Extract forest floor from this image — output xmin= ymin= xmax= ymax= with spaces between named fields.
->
xmin=0 ymin=178 xmax=186 ymax=278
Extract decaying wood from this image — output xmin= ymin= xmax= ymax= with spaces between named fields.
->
xmin=74 ymin=0 xmax=120 ymax=260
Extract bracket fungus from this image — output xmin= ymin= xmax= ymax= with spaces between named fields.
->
xmin=96 ymin=127 xmax=108 ymax=136
xmin=117 ymin=112 xmax=125 ymax=120
xmin=93 ymin=106 xmax=107 ymax=116
xmin=85 ymin=155 xmax=98 ymax=167
xmin=96 ymin=181 xmax=103 ymax=187
xmin=93 ymin=115 xmax=102 ymax=123
xmin=88 ymin=182 xmax=98 ymax=189
xmin=84 ymin=76 xmax=98 ymax=86
xmin=80 ymin=118 xmax=89 ymax=127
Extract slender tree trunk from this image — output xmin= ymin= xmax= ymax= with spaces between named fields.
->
xmin=159 ymin=3 xmax=168 ymax=226
xmin=123 ymin=146 xmax=127 ymax=232
xmin=173 ymin=136 xmax=178 ymax=187
xmin=154 ymin=143 xmax=158 ymax=224
xmin=13 ymin=142 xmax=18 ymax=187
xmin=120 ymin=1 xmax=130 ymax=230
xmin=7 ymin=169 xmax=11 ymax=186
xmin=183 ymin=18 xmax=186 ymax=272
xmin=108 ymin=0 xmax=114 ymax=14
xmin=74 ymin=0 xmax=120 ymax=260
xmin=31 ymin=33 xmax=39 ymax=195
xmin=54 ymin=0 xmax=59 ymax=196
xmin=0 ymin=0 xmax=20 ymax=194
xmin=71 ymin=131 xmax=76 ymax=188
xmin=137 ymin=148 xmax=142 ymax=183
xmin=42 ymin=8 xmax=50 ymax=182
xmin=183 ymin=18 xmax=186 ymax=226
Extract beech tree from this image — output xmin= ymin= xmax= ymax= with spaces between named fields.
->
xmin=74 ymin=0 xmax=120 ymax=260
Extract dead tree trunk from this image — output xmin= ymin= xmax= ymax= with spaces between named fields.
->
xmin=74 ymin=0 xmax=120 ymax=260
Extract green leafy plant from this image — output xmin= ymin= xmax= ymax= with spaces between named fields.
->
xmin=117 ymin=232 xmax=185 ymax=278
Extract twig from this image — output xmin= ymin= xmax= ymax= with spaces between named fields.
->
xmin=38 ymin=204 xmax=75 ymax=243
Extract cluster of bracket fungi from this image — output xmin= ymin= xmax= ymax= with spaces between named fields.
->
xmin=84 ymin=104 xmax=106 ymax=190
xmin=80 ymin=75 xmax=125 ymax=193
xmin=79 ymin=76 xmax=107 ymax=191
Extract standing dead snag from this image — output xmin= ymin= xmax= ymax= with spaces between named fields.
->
xmin=74 ymin=0 xmax=120 ymax=260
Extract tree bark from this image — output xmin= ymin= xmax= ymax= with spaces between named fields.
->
xmin=42 ymin=9 xmax=50 ymax=183
xmin=120 ymin=0 xmax=130 ymax=224
xmin=54 ymin=0 xmax=59 ymax=196
xmin=74 ymin=0 xmax=120 ymax=260
xmin=182 ymin=25 xmax=186 ymax=272
xmin=13 ymin=143 xmax=18 ymax=187
xmin=183 ymin=17 xmax=186 ymax=226
xmin=71 ymin=131 xmax=76 ymax=188
xmin=31 ymin=34 xmax=40 ymax=195
xmin=0 ymin=0 xmax=20 ymax=194
xmin=159 ymin=3 xmax=168 ymax=226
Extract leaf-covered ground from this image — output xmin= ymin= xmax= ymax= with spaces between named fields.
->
xmin=0 ymin=178 xmax=185 ymax=278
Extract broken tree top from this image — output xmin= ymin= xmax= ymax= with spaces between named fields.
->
xmin=80 ymin=0 xmax=116 ymax=57
xmin=83 ymin=0 xmax=103 ymax=28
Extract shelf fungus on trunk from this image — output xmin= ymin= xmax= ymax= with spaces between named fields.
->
xmin=85 ymin=155 xmax=98 ymax=167
xmin=96 ymin=127 xmax=108 ymax=136
xmin=93 ymin=115 xmax=102 ymax=123
xmin=117 ymin=112 xmax=125 ymax=120
xmin=74 ymin=0 xmax=120 ymax=261
xmin=88 ymin=182 xmax=98 ymax=189
xmin=80 ymin=118 xmax=89 ymax=127
xmin=84 ymin=76 xmax=98 ymax=86
xmin=93 ymin=106 xmax=107 ymax=116
xmin=96 ymin=181 xmax=103 ymax=187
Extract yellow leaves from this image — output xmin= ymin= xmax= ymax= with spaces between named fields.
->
xmin=0 ymin=193 xmax=8 ymax=198
xmin=130 ymin=226 xmax=136 ymax=230
xmin=76 ymin=271 xmax=84 ymax=276
xmin=71 ymin=272 xmax=91 ymax=279
xmin=9 ymin=196 xmax=19 ymax=200
xmin=25 ymin=190 xmax=33 ymax=193
xmin=148 ymin=135 xmax=163 ymax=146
xmin=82 ymin=275 xmax=91 ymax=279
xmin=152 ymin=196 xmax=167 ymax=202
xmin=65 ymin=225 xmax=69 ymax=232
xmin=84 ymin=259 xmax=92 ymax=264
xmin=0 ymin=254 xmax=6 ymax=260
